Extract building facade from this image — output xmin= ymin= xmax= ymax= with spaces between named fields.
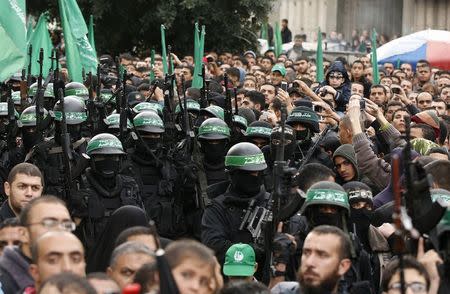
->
xmin=269 ymin=0 xmax=450 ymax=42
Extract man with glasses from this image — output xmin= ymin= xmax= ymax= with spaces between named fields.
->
xmin=0 ymin=163 xmax=44 ymax=222
xmin=382 ymin=256 xmax=432 ymax=294
xmin=0 ymin=195 xmax=74 ymax=293
xmin=29 ymin=231 xmax=86 ymax=292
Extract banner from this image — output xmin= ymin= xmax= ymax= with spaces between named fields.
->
xmin=27 ymin=12 xmax=54 ymax=76
xmin=192 ymin=23 xmax=205 ymax=89
xmin=58 ymin=0 xmax=97 ymax=82
xmin=316 ymin=27 xmax=324 ymax=82
xmin=0 ymin=0 xmax=27 ymax=82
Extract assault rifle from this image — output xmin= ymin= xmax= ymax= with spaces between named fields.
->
xmin=34 ymin=48 xmax=54 ymax=133
xmin=223 ymin=73 xmax=233 ymax=129
xmin=26 ymin=45 xmax=33 ymax=88
xmin=402 ymin=116 xmax=446 ymax=234
xmin=19 ymin=69 xmax=28 ymax=109
xmin=56 ymin=86 xmax=73 ymax=205
xmin=6 ymin=87 xmax=17 ymax=149
xmin=199 ymin=63 xmax=208 ymax=108
xmin=392 ymin=153 xmax=418 ymax=294
xmin=119 ymin=70 xmax=128 ymax=144
xmin=298 ymin=125 xmax=331 ymax=169
xmin=176 ymin=74 xmax=208 ymax=209
xmin=161 ymin=46 xmax=177 ymax=148
xmin=35 ymin=49 xmax=45 ymax=132
xmin=86 ymin=71 xmax=100 ymax=134
xmin=239 ymin=104 xmax=300 ymax=284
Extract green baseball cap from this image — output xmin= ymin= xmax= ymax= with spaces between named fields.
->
xmin=271 ymin=64 xmax=286 ymax=76
xmin=223 ymin=243 xmax=256 ymax=277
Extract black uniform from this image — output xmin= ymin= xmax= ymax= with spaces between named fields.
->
xmin=74 ymin=168 xmax=143 ymax=253
xmin=201 ymin=185 xmax=270 ymax=263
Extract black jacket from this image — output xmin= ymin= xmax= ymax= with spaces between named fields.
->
xmin=317 ymin=61 xmax=352 ymax=112
xmin=0 ymin=201 xmax=15 ymax=223
xmin=201 ymin=185 xmax=270 ymax=264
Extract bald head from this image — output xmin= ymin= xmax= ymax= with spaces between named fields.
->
xmin=417 ymin=92 xmax=433 ymax=111
xmin=30 ymin=231 xmax=85 ymax=290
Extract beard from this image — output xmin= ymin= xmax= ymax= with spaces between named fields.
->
xmin=299 ymin=267 xmax=341 ymax=294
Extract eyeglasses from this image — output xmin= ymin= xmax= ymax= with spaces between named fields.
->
xmin=27 ymin=218 xmax=76 ymax=232
xmin=329 ymin=75 xmax=343 ymax=80
xmin=389 ymin=282 xmax=427 ymax=293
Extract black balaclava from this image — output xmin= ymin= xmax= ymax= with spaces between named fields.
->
xmin=230 ymin=170 xmax=263 ymax=197
xmin=67 ymin=124 xmax=82 ymax=142
xmin=136 ymin=132 xmax=163 ymax=154
xmin=22 ymin=128 xmax=43 ymax=151
xmin=296 ymin=128 xmax=311 ymax=142
xmin=91 ymin=155 xmax=121 ymax=185
xmin=350 ymin=207 xmax=373 ymax=248
xmin=308 ymin=207 xmax=344 ymax=229
xmin=201 ymin=140 xmax=227 ymax=164
xmin=270 ymin=126 xmax=296 ymax=162
xmin=55 ymin=123 xmax=82 ymax=144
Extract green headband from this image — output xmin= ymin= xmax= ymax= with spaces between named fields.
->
xmin=54 ymin=111 xmax=87 ymax=122
xmin=246 ymin=126 xmax=272 ymax=136
xmin=134 ymin=116 xmax=164 ymax=128
xmin=225 ymin=153 xmax=265 ymax=167
xmin=306 ymin=189 xmax=349 ymax=206
xmin=87 ymin=139 xmax=123 ymax=154
xmin=198 ymin=125 xmax=230 ymax=137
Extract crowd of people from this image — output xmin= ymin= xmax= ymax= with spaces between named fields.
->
xmin=0 ymin=37 xmax=450 ymax=294
xmin=267 ymin=19 xmax=394 ymax=53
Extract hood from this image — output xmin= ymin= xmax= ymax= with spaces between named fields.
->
xmin=333 ymin=144 xmax=359 ymax=181
xmin=325 ymin=61 xmax=350 ymax=84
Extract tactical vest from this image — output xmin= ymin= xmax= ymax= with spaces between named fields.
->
xmin=26 ymin=138 xmax=87 ymax=200
xmin=129 ymin=150 xmax=184 ymax=239
xmin=76 ymin=170 xmax=143 ymax=251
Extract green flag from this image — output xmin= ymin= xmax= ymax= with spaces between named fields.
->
xmin=149 ymin=48 xmax=155 ymax=82
xmin=371 ymin=28 xmax=380 ymax=85
xmin=88 ymin=15 xmax=96 ymax=56
xmin=26 ymin=19 xmax=34 ymax=43
xmin=192 ymin=23 xmax=205 ymax=89
xmin=27 ymin=12 xmax=54 ymax=76
xmin=58 ymin=0 xmax=97 ymax=82
xmin=161 ymin=25 xmax=168 ymax=75
xmin=0 ymin=0 xmax=27 ymax=82
xmin=261 ymin=23 xmax=270 ymax=46
xmin=274 ymin=22 xmax=283 ymax=58
xmin=316 ymin=27 xmax=324 ymax=83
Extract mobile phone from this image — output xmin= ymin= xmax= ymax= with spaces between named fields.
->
xmin=359 ymin=99 xmax=366 ymax=110
xmin=281 ymin=81 xmax=288 ymax=92
xmin=392 ymin=87 xmax=401 ymax=94
xmin=313 ymin=105 xmax=323 ymax=113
